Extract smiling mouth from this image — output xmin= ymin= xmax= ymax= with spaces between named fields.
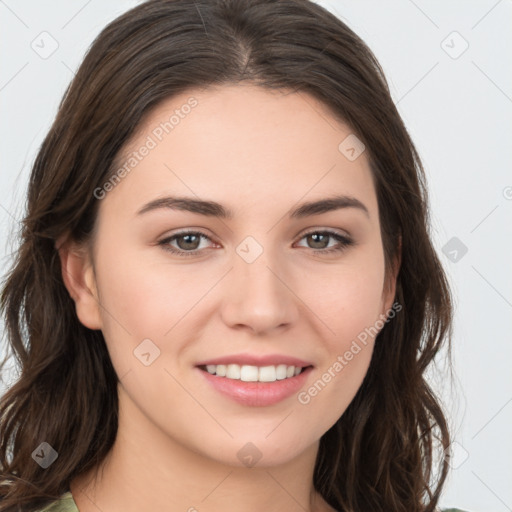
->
xmin=197 ymin=363 xmax=312 ymax=383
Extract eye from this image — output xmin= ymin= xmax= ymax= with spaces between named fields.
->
xmin=294 ymin=229 xmax=354 ymax=255
xmin=158 ymin=230 xmax=215 ymax=257
xmin=158 ymin=229 xmax=354 ymax=257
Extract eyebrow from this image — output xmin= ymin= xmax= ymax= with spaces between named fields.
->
xmin=136 ymin=194 xmax=370 ymax=219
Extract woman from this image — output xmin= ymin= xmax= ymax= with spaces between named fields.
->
xmin=0 ymin=0 xmax=466 ymax=511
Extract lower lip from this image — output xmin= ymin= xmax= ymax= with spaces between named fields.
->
xmin=197 ymin=366 xmax=314 ymax=407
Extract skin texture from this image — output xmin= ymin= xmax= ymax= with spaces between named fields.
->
xmin=59 ymin=84 xmax=399 ymax=512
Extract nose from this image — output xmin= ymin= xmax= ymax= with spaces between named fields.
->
xmin=220 ymin=244 xmax=299 ymax=335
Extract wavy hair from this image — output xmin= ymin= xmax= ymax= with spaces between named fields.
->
xmin=0 ymin=0 xmax=453 ymax=510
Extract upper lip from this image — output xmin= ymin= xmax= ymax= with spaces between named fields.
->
xmin=196 ymin=353 xmax=313 ymax=368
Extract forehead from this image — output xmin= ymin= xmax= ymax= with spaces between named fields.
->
xmin=105 ymin=84 xmax=378 ymax=219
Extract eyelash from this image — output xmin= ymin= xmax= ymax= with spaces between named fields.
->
xmin=158 ymin=229 xmax=354 ymax=258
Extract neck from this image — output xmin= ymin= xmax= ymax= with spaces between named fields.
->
xmin=70 ymin=384 xmax=335 ymax=512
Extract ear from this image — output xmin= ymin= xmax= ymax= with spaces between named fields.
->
xmin=55 ymin=234 xmax=103 ymax=330
xmin=381 ymin=234 xmax=402 ymax=315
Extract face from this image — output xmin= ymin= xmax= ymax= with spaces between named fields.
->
xmin=65 ymin=84 xmax=397 ymax=468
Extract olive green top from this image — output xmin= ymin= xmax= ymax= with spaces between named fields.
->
xmin=38 ymin=492 xmax=76 ymax=512
xmin=36 ymin=491 xmax=471 ymax=512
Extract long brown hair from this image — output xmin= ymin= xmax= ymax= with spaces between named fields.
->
xmin=0 ymin=1 xmax=453 ymax=510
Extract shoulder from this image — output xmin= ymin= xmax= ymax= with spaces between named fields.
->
xmin=34 ymin=494 xmax=470 ymax=512
xmin=37 ymin=491 xmax=78 ymax=512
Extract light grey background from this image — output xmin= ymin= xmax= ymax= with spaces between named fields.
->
xmin=1 ymin=1 xmax=511 ymax=511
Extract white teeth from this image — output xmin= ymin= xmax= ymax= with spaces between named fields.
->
xmin=204 ymin=363 xmax=305 ymax=382
xmin=226 ymin=364 xmax=241 ymax=379
xmin=240 ymin=365 xmax=259 ymax=382
xmin=276 ymin=364 xmax=288 ymax=380
xmin=258 ymin=365 xmax=276 ymax=382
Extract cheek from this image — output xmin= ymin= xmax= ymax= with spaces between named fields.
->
xmin=93 ymin=242 xmax=224 ymax=382
xmin=295 ymin=274 xmax=382 ymax=434
xmin=297 ymin=252 xmax=386 ymax=346
xmin=96 ymin=245 xmax=200 ymax=335
xmin=291 ymin=253 xmax=384 ymax=412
